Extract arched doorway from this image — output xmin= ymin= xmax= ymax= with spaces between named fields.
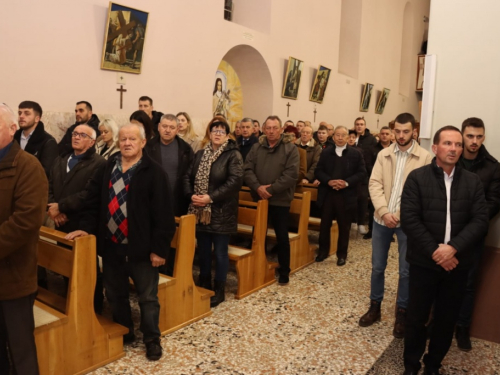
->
xmin=212 ymin=44 xmax=273 ymax=128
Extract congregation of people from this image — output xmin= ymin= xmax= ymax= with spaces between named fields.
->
xmin=1 ymin=96 xmax=498 ymax=374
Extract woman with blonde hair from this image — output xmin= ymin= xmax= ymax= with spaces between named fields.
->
xmin=176 ymin=112 xmax=201 ymax=152
xmin=95 ymin=118 xmax=119 ymax=159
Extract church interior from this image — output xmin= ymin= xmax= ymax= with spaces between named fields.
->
xmin=2 ymin=0 xmax=500 ymax=373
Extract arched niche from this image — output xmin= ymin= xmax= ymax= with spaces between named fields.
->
xmin=218 ymin=44 xmax=273 ymax=124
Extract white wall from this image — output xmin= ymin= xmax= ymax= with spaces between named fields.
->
xmin=426 ymin=0 xmax=500 ymax=247
xmin=0 ymin=0 xmax=429 ymax=135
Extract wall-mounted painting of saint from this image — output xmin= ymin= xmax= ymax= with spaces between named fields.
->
xmin=309 ymin=66 xmax=331 ymax=103
xmin=282 ymin=57 xmax=304 ymax=100
xmin=359 ymin=83 xmax=374 ymax=112
xmin=101 ymin=2 xmax=149 ymax=74
xmin=375 ymin=88 xmax=390 ymax=114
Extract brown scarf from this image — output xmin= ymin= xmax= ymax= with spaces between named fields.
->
xmin=188 ymin=139 xmax=229 ymax=224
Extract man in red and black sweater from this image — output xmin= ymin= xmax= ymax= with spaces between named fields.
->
xmin=67 ymin=122 xmax=175 ymax=361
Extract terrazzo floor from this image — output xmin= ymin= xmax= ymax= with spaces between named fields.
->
xmin=90 ymin=231 xmax=500 ymax=375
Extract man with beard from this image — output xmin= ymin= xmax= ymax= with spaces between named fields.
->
xmin=14 ymin=101 xmax=57 ymax=177
xmin=359 ymin=113 xmax=432 ymax=338
xmin=58 ymin=101 xmax=100 ymax=156
xmin=454 ymin=117 xmax=500 ymax=351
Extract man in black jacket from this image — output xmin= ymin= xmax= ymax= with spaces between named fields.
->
xmin=147 ymin=114 xmax=193 ymax=275
xmin=315 ymin=126 xmax=366 ymax=266
xmin=48 ymin=124 xmax=106 ymax=313
xmin=139 ymin=96 xmax=163 ymax=136
xmin=236 ymin=117 xmax=258 ymax=161
xmin=14 ymin=101 xmax=58 ymax=177
xmin=67 ymin=123 xmax=175 ymax=361
xmin=354 ymin=117 xmax=377 ymax=235
xmin=401 ymin=126 xmax=489 ymax=375
xmin=454 ymin=117 xmax=500 ymax=350
xmin=58 ymin=101 xmax=100 ymax=156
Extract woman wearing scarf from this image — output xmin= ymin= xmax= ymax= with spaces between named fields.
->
xmin=183 ymin=117 xmax=243 ymax=307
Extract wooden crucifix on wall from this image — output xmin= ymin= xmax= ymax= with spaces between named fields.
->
xmin=117 ymin=85 xmax=127 ymax=109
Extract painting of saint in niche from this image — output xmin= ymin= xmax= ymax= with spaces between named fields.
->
xmin=212 ymin=61 xmax=243 ymax=127
xmin=282 ymin=57 xmax=304 ymax=100
xmin=310 ymin=65 xmax=331 ymax=103
xmin=101 ymin=3 xmax=149 ymax=74
xmin=375 ymin=88 xmax=390 ymax=114
xmin=360 ymin=83 xmax=374 ymax=112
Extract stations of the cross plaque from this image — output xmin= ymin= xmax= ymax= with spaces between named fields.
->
xmin=286 ymin=102 xmax=291 ymax=117
xmin=313 ymin=105 xmax=317 ymax=122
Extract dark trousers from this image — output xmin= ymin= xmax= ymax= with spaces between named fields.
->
xmin=197 ymin=232 xmax=230 ymax=282
xmin=268 ymin=205 xmax=291 ymax=277
xmin=0 ymin=293 xmax=39 ymax=375
xmin=318 ymin=190 xmax=352 ymax=259
xmin=457 ymin=241 xmax=484 ymax=327
xmin=356 ymin=183 xmax=369 ymax=225
xmin=102 ymin=241 xmax=161 ymax=342
xmin=367 ymin=200 xmax=375 ymax=233
xmin=404 ymin=264 xmax=468 ymax=372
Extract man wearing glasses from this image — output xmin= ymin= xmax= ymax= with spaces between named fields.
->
xmin=58 ymin=101 xmax=100 ymax=156
xmin=47 ymin=124 xmax=106 ymax=312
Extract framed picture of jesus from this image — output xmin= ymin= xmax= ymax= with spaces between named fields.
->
xmin=101 ymin=2 xmax=149 ymax=74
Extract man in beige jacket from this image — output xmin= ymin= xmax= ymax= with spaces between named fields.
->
xmin=358 ymin=113 xmax=432 ymax=338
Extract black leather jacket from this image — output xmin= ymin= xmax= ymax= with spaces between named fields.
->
xmin=183 ymin=139 xmax=243 ymax=234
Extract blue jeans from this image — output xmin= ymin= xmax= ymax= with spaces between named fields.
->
xmin=370 ymin=221 xmax=410 ymax=309
xmin=197 ymin=232 xmax=230 ymax=282
xmin=103 ymin=241 xmax=161 ymax=342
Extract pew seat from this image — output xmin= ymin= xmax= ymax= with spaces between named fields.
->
xmin=35 ymin=227 xmax=127 ymax=375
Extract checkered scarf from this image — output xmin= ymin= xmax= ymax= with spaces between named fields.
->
xmin=188 ymin=140 xmax=228 ymax=225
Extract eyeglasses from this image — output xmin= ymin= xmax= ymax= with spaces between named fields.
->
xmin=72 ymin=131 xmax=94 ymax=140
xmin=211 ymin=130 xmax=226 ymax=135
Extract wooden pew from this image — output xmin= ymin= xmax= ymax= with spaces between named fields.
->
xmin=300 ymin=183 xmax=339 ymax=256
xmin=238 ymin=189 xmax=315 ymax=273
xmin=229 ymin=199 xmax=278 ymax=299
xmin=157 ymin=214 xmax=214 ymax=335
xmin=35 ymin=227 xmax=127 ymax=375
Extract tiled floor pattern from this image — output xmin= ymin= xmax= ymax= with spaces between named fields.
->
xmin=90 ymin=233 xmax=500 ymax=374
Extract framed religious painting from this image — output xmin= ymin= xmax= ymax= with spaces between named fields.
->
xmin=416 ymin=54 xmax=425 ymax=91
xmin=359 ymin=83 xmax=374 ymax=112
xmin=309 ymin=65 xmax=331 ymax=103
xmin=101 ymin=2 xmax=149 ymax=74
xmin=375 ymin=88 xmax=390 ymax=114
xmin=282 ymin=57 xmax=304 ymax=100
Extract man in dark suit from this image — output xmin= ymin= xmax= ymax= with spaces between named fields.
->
xmin=236 ymin=117 xmax=258 ymax=161
xmin=314 ymin=126 xmax=366 ymax=266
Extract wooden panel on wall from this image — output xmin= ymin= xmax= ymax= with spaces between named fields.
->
xmin=470 ymin=246 xmax=500 ymax=343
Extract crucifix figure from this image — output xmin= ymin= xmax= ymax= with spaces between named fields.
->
xmin=286 ymin=102 xmax=291 ymax=117
xmin=117 ymin=85 xmax=127 ymax=109
xmin=377 ymin=117 xmax=380 ymax=129
xmin=313 ymin=105 xmax=317 ymax=122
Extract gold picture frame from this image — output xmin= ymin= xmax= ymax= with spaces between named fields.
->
xmin=101 ymin=2 xmax=149 ymax=74
xmin=375 ymin=88 xmax=390 ymax=114
xmin=309 ymin=65 xmax=332 ymax=103
xmin=360 ymin=83 xmax=374 ymax=112
xmin=282 ymin=57 xmax=304 ymax=100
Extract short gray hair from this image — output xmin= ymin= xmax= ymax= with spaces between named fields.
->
xmin=241 ymin=117 xmax=253 ymax=124
xmin=0 ymin=103 xmax=18 ymax=128
xmin=160 ymin=113 xmax=179 ymax=124
xmin=76 ymin=124 xmax=97 ymax=140
xmin=334 ymin=125 xmax=348 ymax=134
xmin=120 ymin=122 xmax=146 ymax=140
